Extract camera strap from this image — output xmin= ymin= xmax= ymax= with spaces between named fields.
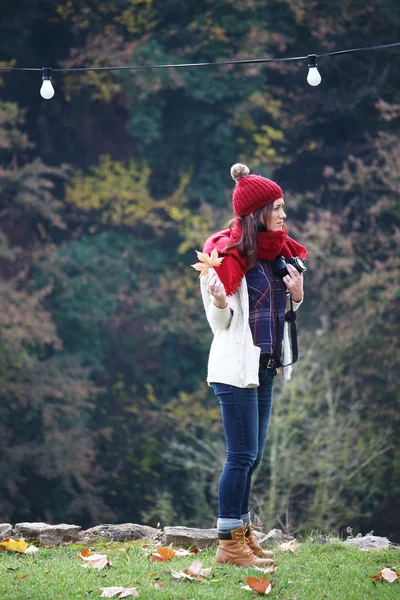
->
xmin=281 ymin=297 xmax=298 ymax=367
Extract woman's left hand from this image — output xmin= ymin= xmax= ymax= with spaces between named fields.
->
xmin=283 ymin=263 xmax=303 ymax=303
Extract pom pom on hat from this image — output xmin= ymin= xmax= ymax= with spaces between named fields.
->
xmin=230 ymin=163 xmax=283 ymax=216
xmin=231 ymin=163 xmax=250 ymax=181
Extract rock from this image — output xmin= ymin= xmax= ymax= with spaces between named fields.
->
xmin=163 ymin=526 xmax=218 ymax=549
xmin=0 ymin=523 xmax=12 ymax=541
xmin=344 ymin=535 xmax=391 ymax=551
xmin=13 ymin=523 xmax=81 ymax=546
xmin=260 ymin=528 xmax=295 ymax=547
xmin=80 ymin=523 xmax=160 ymax=543
xmin=312 ymin=536 xmax=328 ymax=544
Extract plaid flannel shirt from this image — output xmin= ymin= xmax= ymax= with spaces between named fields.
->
xmin=245 ymin=260 xmax=286 ymax=357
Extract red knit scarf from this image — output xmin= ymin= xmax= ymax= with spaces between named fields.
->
xmin=203 ymin=219 xmax=308 ymax=296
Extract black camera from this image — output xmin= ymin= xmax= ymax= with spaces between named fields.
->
xmin=272 ymin=256 xmax=307 ymax=278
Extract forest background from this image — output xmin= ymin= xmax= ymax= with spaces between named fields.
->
xmin=0 ymin=0 xmax=399 ymax=542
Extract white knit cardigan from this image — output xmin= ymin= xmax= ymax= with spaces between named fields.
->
xmin=200 ymin=275 xmax=302 ymax=387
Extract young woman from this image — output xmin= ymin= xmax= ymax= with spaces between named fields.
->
xmin=199 ymin=163 xmax=307 ymax=566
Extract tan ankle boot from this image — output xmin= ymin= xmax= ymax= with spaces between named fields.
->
xmin=216 ymin=524 xmax=275 ymax=566
xmin=246 ymin=526 xmax=274 ymax=560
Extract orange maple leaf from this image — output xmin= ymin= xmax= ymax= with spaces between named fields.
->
xmin=243 ymin=574 xmax=274 ymax=594
xmin=150 ymin=544 xmax=176 ymax=562
xmin=191 ymin=249 xmax=224 ymax=277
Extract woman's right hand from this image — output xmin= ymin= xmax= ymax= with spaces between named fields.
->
xmin=207 ymin=272 xmax=227 ymax=308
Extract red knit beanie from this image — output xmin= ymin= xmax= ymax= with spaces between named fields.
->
xmin=231 ymin=163 xmax=283 ymax=216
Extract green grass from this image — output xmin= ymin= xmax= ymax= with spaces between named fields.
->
xmin=0 ymin=538 xmax=399 ymax=599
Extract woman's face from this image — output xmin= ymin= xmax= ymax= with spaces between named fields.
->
xmin=265 ymin=198 xmax=286 ymax=231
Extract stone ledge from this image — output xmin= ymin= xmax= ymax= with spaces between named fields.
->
xmin=80 ymin=523 xmax=160 ymax=543
xmin=260 ymin=528 xmax=295 ymax=547
xmin=163 ymin=526 xmax=218 ymax=549
xmin=344 ymin=535 xmax=390 ymax=551
xmin=0 ymin=523 xmax=12 ymax=541
xmin=3 ymin=522 xmax=394 ymax=551
xmin=13 ymin=523 xmax=81 ymax=546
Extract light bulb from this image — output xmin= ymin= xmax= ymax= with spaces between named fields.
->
xmin=40 ymin=79 xmax=55 ymax=99
xmin=40 ymin=67 xmax=55 ymax=99
xmin=307 ymin=66 xmax=322 ymax=86
xmin=306 ymin=54 xmax=322 ymax=87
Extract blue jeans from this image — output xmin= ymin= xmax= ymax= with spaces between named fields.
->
xmin=211 ymin=367 xmax=276 ymax=519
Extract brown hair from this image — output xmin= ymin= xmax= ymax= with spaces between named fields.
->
xmin=224 ymin=204 xmax=274 ymax=269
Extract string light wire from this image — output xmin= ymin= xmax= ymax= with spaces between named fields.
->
xmin=0 ymin=40 xmax=399 ymax=98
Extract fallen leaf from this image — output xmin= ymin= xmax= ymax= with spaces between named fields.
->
xmin=99 ymin=587 xmax=139 ymax=598
xmin=242 ymin=575 xmax=274 ymax=595
xmin=187 ymin=558 xmax=212 ymax=578
xmin=79 ymin=549 xmax=111 ymax=570
xmin=153 ymin=582 xmax=167 ymax=589
xmin=171 ymin=569 xmax=191 ymax=580
xmin=0 ymin=538 xmax=28 ymax=553
xmin=252 ymin=564 xmax=277 ymax=574
xmin=175 ymin=547 xmax=202 ymax=556
xmin=119 ymin=590 xmax=138 ymax=597
xmin=185 ymin=558 xmax=203 ymax=577
xmin=175 ymin=549 xmax=191 ymax=557
xmin=0 ymin=538 xmax=39 ymax=555
xmin=150 ymin=544 xmax=176 ymax=562
xmin=191 ymin=249 xmax=224 ymax=277
xmin=371 ymin=567 xmax=400 ymax=583
xmin=279 ymin=539 xmax=300 ymax=553
xmin=171 ymin=558 xmax=212 ymax=581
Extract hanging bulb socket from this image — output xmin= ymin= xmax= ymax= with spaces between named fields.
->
xmin=40 ymin=67 xmax=55 ymax=99
xmin=307 ymin=54 xmax=322 ymax=86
